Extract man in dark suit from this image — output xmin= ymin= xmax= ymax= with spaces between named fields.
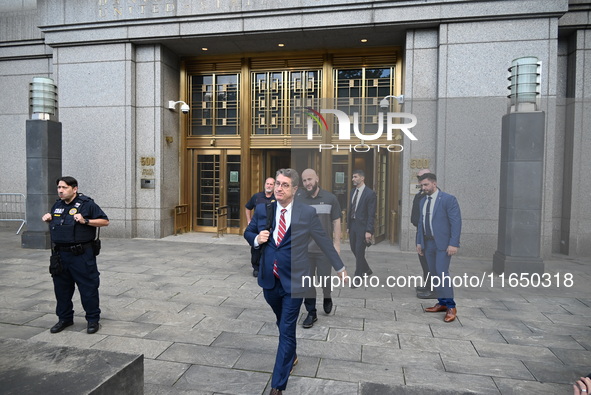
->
xmin=411 ymin=168 xmax=436 ymax=299
xmin=244 ymin=168 xmax=348 ymax=395
xmin=416 ymin=173 xmax=462 ymax=323
xmin=347 ymin=169 xmax=377 ymax=280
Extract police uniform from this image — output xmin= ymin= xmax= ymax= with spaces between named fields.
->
xmin=48 ymin=193 xmax=108 ymax=325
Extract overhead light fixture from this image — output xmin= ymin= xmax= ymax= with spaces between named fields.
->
xmin=379 ymin=95 xmax=404 ymax=107
xmin=278 ymin=43 xmax=285 ymax=47
xmin=361 ymin=39 xmax=368 ymax=43
xmin=201 ymin=47 xmax=208 ymax=51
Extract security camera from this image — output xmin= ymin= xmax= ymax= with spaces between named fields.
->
xmin=168 ymin=100 xmax=190 ymax=114
xmin=380 ymin=95 xmax=405 ymax=108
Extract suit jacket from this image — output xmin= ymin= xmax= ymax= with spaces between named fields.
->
xmin=348 ymin=186 xmax=377 ymax=234
xmin=244 ymin=200 xmax=344 ymax=296
xmin=411 ymin=190 xmax=426 ymax=228
xmin=416 ymin=189 xmax=461 ymax=251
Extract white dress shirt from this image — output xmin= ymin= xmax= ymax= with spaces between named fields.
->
xmin=273 ymin=202 xmax=292 ymax=244
xmin=253 ymin=202 xmax=292 ymax=247
xmin=422 ymin=189 xmax=439 ymax=236
xmin=352 ymin=184 xmax=365 ymax=213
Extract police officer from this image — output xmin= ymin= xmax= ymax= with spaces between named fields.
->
xmin=42 ymin=176 xmax=109 ymax=334
xmin=245 ymin=177 xmax=275 ymax=277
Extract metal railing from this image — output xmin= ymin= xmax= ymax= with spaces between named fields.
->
xmin=341 ymin=209 xmax=348 ymax=242
xmin=216 ymin=205 xmax=228 ymax=238
xmin=173 ymin=204 xmax=189 ymax=235
xmin=0 ymin=193 xmax=26 ymax=234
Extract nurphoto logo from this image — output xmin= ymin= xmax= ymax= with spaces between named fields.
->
xmin=304 ymin=97 xmax=418 ymax=152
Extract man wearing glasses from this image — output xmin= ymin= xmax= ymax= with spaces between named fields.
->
xmin=244 ymin=168 xmax=348 ymax=395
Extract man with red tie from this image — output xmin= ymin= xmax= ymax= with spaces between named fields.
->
xmin=244 ymin=168 xmax=348 ymax=395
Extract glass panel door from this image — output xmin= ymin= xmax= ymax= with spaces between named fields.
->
xmin=193 ymin=150 xmax=241 ymax=233
xmin=375 ymin=151 xmax=388 ymax=242
xmin=226 ymin=154 xmax=241 ymax=229
xmin=195 ymin=153 xmax=220 ymax=229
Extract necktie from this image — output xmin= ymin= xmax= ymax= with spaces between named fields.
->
xmin=351 ymin=188 xmax=359 ymax=219
xmin=273 ymin=208 xmax=287 ymax=278
xmin=425 ymin=196 xmax=433 ymax=238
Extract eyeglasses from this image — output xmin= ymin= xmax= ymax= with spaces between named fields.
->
xmin=275 ymin=181 xmax=292 ymax=189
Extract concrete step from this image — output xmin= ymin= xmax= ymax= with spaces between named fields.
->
xmin=0 ymin=338 xmax=143 ymax=395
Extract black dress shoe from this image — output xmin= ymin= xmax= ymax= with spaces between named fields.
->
xmin=323 ymin=298 xmax=333 ymax=314
xmin=50 ymin=320 xmax=73 ymax=333
xmin=302 ymin=313 xmax=317 ymax=328
xmin=253 ymin=269 xmax=259 ymax=277
xmin=269 ymin=389 xmax=282 ymax=395
xmin=87 ymin=321 xmax=100 ymax=334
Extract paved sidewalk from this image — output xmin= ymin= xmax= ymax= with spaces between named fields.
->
xmin=0 ymin=226 xmax=590 ymax=394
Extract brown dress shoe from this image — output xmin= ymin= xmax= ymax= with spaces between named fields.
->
xmin=444 ymin=308 xmax=457 ymax=322
xmin=425 ymin=304 xmax=447 ymax=312
xmin=269 ymin=389 xmax=282 ymax=395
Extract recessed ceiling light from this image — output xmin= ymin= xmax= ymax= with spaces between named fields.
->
xmin=361 ymin=39 xmax=368 ymax=43
xmin=278 ymin=43 xmax=285 ymax=47
xmin=201 ymin=47 xmax=208 ymax=51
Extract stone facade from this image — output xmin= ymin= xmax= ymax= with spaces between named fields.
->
xmin=0 ymin=0 xmax=590 ymax=257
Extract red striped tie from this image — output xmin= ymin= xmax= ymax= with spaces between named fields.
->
xmin=273 ymin=209 xmax=287 ymax=278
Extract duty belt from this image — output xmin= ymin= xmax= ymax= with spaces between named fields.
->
xmin=54 ymin=241 xmax=93 ymax=253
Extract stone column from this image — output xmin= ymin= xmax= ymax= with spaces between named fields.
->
xmin=493 ymin=111 xmax=545 ymax=275
xmin=21 ymin=120 xmax=62 ymax=249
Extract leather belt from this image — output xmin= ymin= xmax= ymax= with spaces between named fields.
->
xmin=424 ymin=235 xmax=435 ymax=241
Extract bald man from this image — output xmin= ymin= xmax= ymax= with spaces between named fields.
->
xmin=411 ymin=169 xmax=435 ymax=299
xmin=297 ymin=169 xmax=342 ymax=328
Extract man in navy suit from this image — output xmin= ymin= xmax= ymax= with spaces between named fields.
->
xmin=416 ymin=173 xmax=462 ymax=322
xmin=347 ymin=169 xmax=377 ymax=280
xmin=411 ymin=168 xmax=435 ymax=299
xmin=244 ymin=168 xmax=348 ymax=395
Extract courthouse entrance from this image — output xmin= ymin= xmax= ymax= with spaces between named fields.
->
xmin=181 ymin=48 xmax=403 ymax=242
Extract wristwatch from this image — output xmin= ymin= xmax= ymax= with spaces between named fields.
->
xmin=84 ymin=218 xmax=90 ymax=225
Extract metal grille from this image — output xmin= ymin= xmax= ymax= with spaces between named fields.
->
xmin=190 ymin=74 xmax=240 ymax=136
xmin=334 ymin=67 xmax=395 ymax=137
xmin=251 ymin=69 xmax=322 ymax=135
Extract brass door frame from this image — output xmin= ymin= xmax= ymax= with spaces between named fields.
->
xmin=192 ymin=149 xmax=241 ymax=234
xmin=179 ymin=48 xmax=404 ymax=243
